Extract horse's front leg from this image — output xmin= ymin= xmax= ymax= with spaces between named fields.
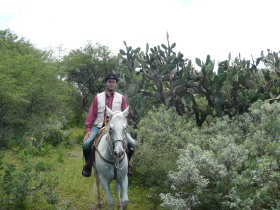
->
xmin=94 ymin=168 xmax=103 ymax=208
xmin=119 ymin=176 xmax=129 ymax=210
xmin=116 ymin=182 xmax=122 ymax=210
xmin=99 ymin=175 xmax=114 ymax=210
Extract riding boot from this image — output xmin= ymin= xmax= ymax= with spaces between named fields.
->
xmin=127 ymin=149 xmax=134 ymax=177
xmin=82 ymin=150 xmax=92 ymax=177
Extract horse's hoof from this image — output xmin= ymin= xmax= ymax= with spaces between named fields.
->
xmin=97 ymin=204 xmax=103 ymax=208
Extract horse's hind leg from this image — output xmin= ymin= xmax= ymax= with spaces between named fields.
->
xmin=94 ymin=169 xmax=103 ymax=208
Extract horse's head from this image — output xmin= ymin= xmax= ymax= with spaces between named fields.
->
xmin=106 ymin=105 xmax=129 ymax=158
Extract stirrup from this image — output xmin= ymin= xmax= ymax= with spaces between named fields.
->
xmin=128 ymin=164 xmax=134 ymax=177
xmin=82 ymin=166 xmax=92 ymax=177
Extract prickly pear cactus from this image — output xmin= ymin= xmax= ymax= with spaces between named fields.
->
xmin=120 ymin=36 xmax=280 ymax=127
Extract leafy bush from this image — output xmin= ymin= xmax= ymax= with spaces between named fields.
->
xmin=44 ymin=129 xmax=70 ymax=147
xmin=63 ymin=127 xmax=85 ymax=146
xmin=57 ymin=146 xmax=65 ymax=163
xmin=35 ymin=160 xmax=54 ymax=172
xmin=0 ymin=160 xmax=59 ymax=209
xmin=134 ymin=105 xmax=195 ymax=208
xmin=160 ymin=101 xmax=280 ymax=210
xmin=20 ymin=118 xmax=71 ymax=150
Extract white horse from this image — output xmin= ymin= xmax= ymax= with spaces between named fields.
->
xmin=94 ymin=106 xmax=129 ymax=210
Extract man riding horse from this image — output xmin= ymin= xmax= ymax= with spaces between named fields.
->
xmin=82 ymin=73 xmax=135 ymax=177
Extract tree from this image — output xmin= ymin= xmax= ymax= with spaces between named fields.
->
xmin=0 ymin=29 xmax=76 ymax=147
xmin=61 ymin=42 xmax=122 ymax=109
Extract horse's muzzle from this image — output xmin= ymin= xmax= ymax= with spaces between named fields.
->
xmin=114 ymin=150 xmax=124 ymax=157
xmin=113 ymin=139 xmax=125 ymax=157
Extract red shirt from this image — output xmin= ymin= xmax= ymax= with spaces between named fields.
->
xmin=85 ymin=90 xmax=129 ymax=132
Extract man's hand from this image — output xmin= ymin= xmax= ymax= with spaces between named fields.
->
xmin=84 ymin=132 xmax=91 ymax=141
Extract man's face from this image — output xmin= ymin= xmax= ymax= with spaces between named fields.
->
xmin=106 ymin=79 xmax=117 ymax=91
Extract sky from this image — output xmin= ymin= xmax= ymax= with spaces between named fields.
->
xmin=0 ymin=0 xmax=279 ymax=64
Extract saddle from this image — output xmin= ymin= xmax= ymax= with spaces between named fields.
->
xmin=83 ymin=127 xmax=107 ymax=170
xmin=93 ymin=127 xmax=107 ymax=147
xmin=91 ymin=127 xmax=107 ymax=161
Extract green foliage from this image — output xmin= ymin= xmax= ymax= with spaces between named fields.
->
xmin=2 ymin=29 xmax=280 ymax=210
xmin=61 ymin=42 xmax=123 ymax=110
xmin=63 ymin=127 xmax=85 ymax=146
xmin=57 ymin=146 xmax=65 ymax=163
xmin=118 ymin=41 xmax=149 ymax=126
xmin=1 ymin=144 xmax=160 ymax=210
xmin=134 ymin=105 xmax=193 ymax=208
xmin=120 ymin=33 xmax=195 ymax=125
xmin=120 ymin=34 xmax=280 ymax=127
xmin=17 ymin=142 xmax=53 ymax=159
xmin=0 ymin=29 xmax=77 ymax=149
xmin=44 ymin=125 xmax=70 ymax=147
xmin=160 ymin=101 xmax=280 ymax=210
xmin=16 ymin=119 xmax=71 ymax=156
xmin=34 ymin=160 xmax=54 ymax=172
xmin=0 ymin=160 xmax=59 ymax=209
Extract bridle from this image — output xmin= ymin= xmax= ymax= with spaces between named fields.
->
xmin=108 ymin=128 xmax=128 ymax=151
xmin=107 ymin=112 xmax=128 ymax=151
xmin=95 ymin=112 xmax=128 ymax=179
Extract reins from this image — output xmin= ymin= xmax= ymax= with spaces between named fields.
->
xmin=95 ymin=146 xmax=126 ymax=180
xmin=96 ymin=112 xmax=128 ymax=180
xmin=95 ymin=144 xmax=126 ymax=166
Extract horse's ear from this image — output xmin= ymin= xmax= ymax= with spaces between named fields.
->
xmin=106 ymin=105 xmax=114 ymax=117
xmin=122 ymin=106 xmax=129 ymax=117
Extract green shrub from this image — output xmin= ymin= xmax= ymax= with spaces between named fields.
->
xmin=64 ymin=127 xmax=84 ymax=146
xmin=134 ymin=105 xmax=194 ymax=208
xmin=160 ymin=101 xmax=280 ymax=210
xmin=44 ymin=129 xmax=66 ymax=147
xmin=18 ymin=118 xmax=71 ymax=153
xmin=15 ymin=142 xmax=54 ymax=159
xmin=57 ymin=146 xmax=65 ymax=163
xmin=0 ymin=159 xmax=60 ymax=209
xmin=35 ymin=160 xmax=53 ymax=172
